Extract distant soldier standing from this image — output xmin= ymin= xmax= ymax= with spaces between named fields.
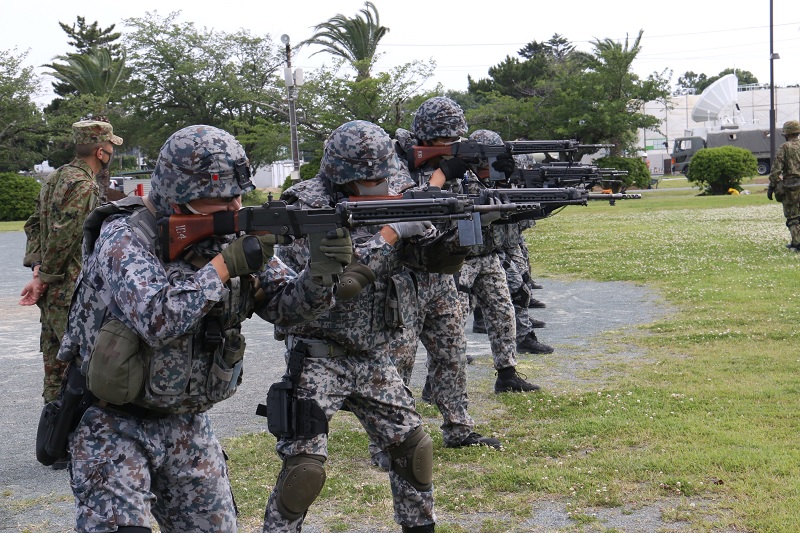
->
xmin=21 ymin=119 xmax=123 ymax=405
xmin=768 ymin=120 xmax=800 ymax=250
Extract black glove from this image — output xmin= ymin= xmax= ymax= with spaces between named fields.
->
xmin=767 ymin=184 xmax=775 ymax=201
xmin=221 ymin=234 xmax=284 ymax=277
xmin=491 ymin=153 xmax=516 ymax=178
xmin=438 ymin=158 xmax=468 ymax=181
xmin=335 ymin=262 xmax=376 ymax=300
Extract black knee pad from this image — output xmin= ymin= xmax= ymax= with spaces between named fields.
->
xmin=388 ymin=426 xmax=433 ymax=491
xmin=787 ymin=217 xmax=800 ymax=228
xmin=274 ymin=454 xmax=326 ymax=520
xmin=116 ymin=527 xmax=151 ymax=533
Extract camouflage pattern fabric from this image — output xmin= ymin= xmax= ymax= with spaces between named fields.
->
xmin=24 ymin=158 xmax=99 ymax=402
xmin=148 ymin=125 xmax=254 ymax=214
xmin=270 ymin=173 xmax=435 ymax=530
xmin=387 ymin=269 xmax=474 ymax=445
xmin=320 ymin=120 xmax=404 ymax=185
xmin=69 ymin=407 xmax=235 ymax=532
xmin=262 ymin=350 xmax=433 ymax=532
xmin=769 ymin=138 xmax=800 ymax=246
xmin=456 ymin=254 xmax=518 ymax=369
xmin=411 ymin=97 xmax=468 ymax=141
xmin=72 ymin=120 xmax=123 ymax=146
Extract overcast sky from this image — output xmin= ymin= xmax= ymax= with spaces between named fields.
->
xmin=3 ymin=0 xmax=800 ymax=106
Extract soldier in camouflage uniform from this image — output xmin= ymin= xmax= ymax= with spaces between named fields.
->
xmin=768 ymin=120 xmax=800 ymax=250
xmin=269 ymin=120 xmax=436 ymax=533
xmin=21 ymin=120 xmax=123 ymax=406
xmin=453 ymin=129 xmax=549 ymax=392
xmin=56 ymin=125 xmax=350 ymax=533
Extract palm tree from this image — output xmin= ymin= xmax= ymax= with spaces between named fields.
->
xmin=44 ymin=47 xmax=127 ymax=103
xmin=299 ymin=1 xmax=388 ymax=81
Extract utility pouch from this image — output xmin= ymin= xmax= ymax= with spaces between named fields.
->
xmin=87 ymin=318 xmax=145 ymax=405
xmin=385 ymin=271 xmax=417 ymax=328
xmin=259 ymin=380 xmax=293 ymax=438
xmin=36 ymin=363 xmax=93 ymax=466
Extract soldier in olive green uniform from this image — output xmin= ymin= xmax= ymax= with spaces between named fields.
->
xmin=768 ymin=120 xmax=800 ymax=250
xmin=20 ymin=120 xmax=123 ymax=404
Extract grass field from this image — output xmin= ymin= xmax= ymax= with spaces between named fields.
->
xmin=223 ymin=189 xmax=800 ymax=532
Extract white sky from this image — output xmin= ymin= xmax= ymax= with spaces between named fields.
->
xmin=3 ymin=0 xmax=800 ymax=106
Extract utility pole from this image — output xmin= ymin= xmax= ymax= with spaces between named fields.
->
xmin=281 ymin=34 xmax=304 ymax=184
xmin=769 ymin=0 xmax=780 ymax=165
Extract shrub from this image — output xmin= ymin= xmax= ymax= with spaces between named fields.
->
xmin=686 ymin=146 xmax=757 ymax=195
xmin=593 ymin=156 xmax=650 ymax=191
xmin=0 ymin=173 xmax=41 ymax=221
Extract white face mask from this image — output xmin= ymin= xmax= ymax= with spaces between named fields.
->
xmin=351 ymin=179 xmax=389 ymax=196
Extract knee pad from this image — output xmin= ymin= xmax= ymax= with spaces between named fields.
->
xmin=274 ymin=454 xmax=326 ymax=520
xmin=116 ymin=528 xmax=151 ymax=533
xmin=388 ymin=426 xmax=433 ymax=491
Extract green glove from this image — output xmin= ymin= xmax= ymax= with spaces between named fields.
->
xmin=767 ymin=184 xmax=775 ymax=201
xmin=309 ymin=228 xmax=353 ymax=285
xmin=221 ymin=234 xmax=283 ymax=277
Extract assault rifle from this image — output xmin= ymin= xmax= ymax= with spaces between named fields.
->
xmin=406 ymin=140 xmax=608 ymax=182
xmin=463 ymin=186 xmax=641 ymax=221
xmin=509 ymin=163 xmax=629 ymax=195
xmin=157 ymin=187 xmax=542 ymax=283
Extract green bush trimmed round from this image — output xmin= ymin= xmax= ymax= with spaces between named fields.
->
xmin=594 ymin=156 xmax=650 ymax=190
xmin=0 ymin=173 xmax=41 ymax=221
xmin=686 ymin=146 xmax=757 ymax=195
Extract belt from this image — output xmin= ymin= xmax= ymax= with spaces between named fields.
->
xmin=94 ymin=399 xmax=169 ymax=420
xmin=286 ymin=335 xmax=349 ymax=358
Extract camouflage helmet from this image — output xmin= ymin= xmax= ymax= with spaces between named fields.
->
xmin=783 ymin=120 xmax=800 ymax=135
xmin=320 ymin=120 xmax=402 ymax=184
xmin=468 ymin=129 xmax=503 ymax=146
xmin=411 ymin=97 xmax=468 ymax=141
xmin=149 ymin=125 xmax=254 ymax=213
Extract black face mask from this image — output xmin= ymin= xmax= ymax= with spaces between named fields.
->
xmin=100 ymin=148 xmax=114 ymax=171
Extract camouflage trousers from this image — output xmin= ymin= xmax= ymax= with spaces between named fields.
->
xmin=68 ymin=406 xmax=236 ymax=532
xmin=37 ymin=301 xmax=70 ymax=403
xmin=780 ymin=177 xmax=800 ymax=245
xmin=263 ymin=349 xmax=435 ymax=531
xmin=456 ymin=254 xmax=517 ymax=370
xmin=386 ymin=270 xmax=473 ymax=445
xmin=499 ymin=250 xmax=539 ymax=343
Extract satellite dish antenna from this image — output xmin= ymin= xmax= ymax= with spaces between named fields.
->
xmin=691 ymin=74 xmax=739 ymax=123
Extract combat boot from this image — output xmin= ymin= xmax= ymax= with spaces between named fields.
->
xmin=529 ymin=280 xmax=543 ymax=290
xmin=471 ymin=307 xmax=487 ymax=334
xmin=529 ymin=317 xmax=546 ymax=328
xmin=528 ymin=298 xmax=546 ymax=308
xmin=445 ymin=432 xmax=502 ymax=450
xmin=403 ymin=524 xmax=435 ymax=533
xmin=495 ymin=367 xmax=540 ymax=393
xmin=517 ymin=333 xmax=554 ymax=354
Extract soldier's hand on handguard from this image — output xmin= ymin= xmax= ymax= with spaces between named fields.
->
xmin=492 ymin=153 xmax=516 ymax=178
xmin=386 ymin=221 xmax=433 ymax=240
xmin=220 ymin=234 xmax=285 ymax=278
xmin=479 ymin=192 xmax=509 ymax=226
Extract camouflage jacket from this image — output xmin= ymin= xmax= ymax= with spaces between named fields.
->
xmin=24 ymin=158 xmax=99 ymax=307
xmin=770 ymin=138 xmax=800 ymax=187
xmin=58 ymin=199 xmax=334 ymax=413
xmin=276 ymin=176 xmax=422 ymax=353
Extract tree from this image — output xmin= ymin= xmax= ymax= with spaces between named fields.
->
xmin=698 ymin=68 xmax=758 ymax=93
xmin=44 ymin=47 xmax=127 ymax=103
xmin=686 ymin=146 xmax=757 ymax=195
xmin=51 ymin=17 xmax=123 ymax=98
xmin=676 ymin=71 xmax=707 ymax=92
xmin=122 ymin=11 xmax=286 ymax=167
xmin=0 ymin=49 xmax=47 ymax=171
xmin=300 ymin=1 xmax=389 ymax=81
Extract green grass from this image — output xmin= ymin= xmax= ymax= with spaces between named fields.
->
xmin=0 ymin=221 xmax=24 ymax=231
xmin=225 ymin=190 xmax=800 ymax=532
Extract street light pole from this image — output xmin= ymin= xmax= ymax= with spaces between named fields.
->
xmin=281 ymin=34 xmax=302 ymax=183
xmin=769 ymin=0 xmax=779 ymax=164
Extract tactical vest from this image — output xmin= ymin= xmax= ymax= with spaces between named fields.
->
xmin=61 ymin=197 xmax=251 ymax=414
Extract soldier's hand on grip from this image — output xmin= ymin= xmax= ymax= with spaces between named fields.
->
xmin=221 ymin=234 xmax=284 ymax=277
xmin=492 ymin=153 xmax=516 ymax=178
xmin=438 ymin=157 xmax=468 ymax=181
xmin=317 ymin=228 xmax=353 ymax=267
